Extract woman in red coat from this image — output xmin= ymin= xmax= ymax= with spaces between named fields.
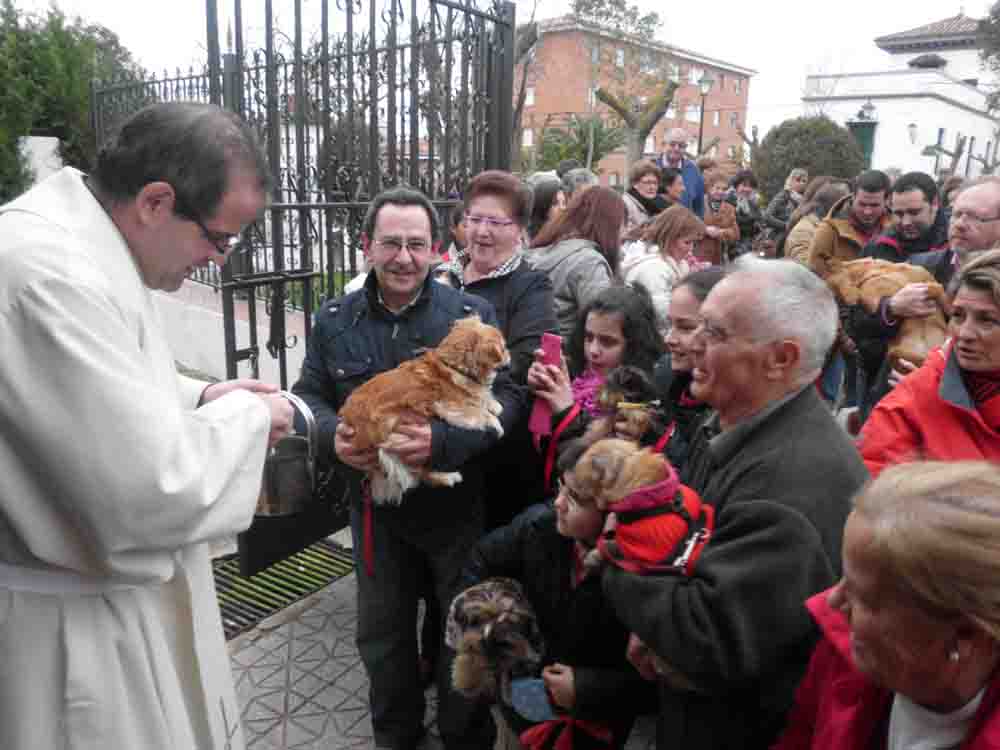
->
xmin=773 ymin=461 xmax=1000 ymax=750
xmin=859 ymin=249 xmax=1000 ymax=477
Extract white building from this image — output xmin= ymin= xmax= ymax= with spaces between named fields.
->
xmin=802 ymin=14 xmax=997 ymax=178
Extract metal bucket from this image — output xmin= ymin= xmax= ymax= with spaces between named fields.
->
xmin=256 ymin=391 xmax=317 ymax=517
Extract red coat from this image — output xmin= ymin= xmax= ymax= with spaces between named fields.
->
xmin=859 ymin=342 xmax=1000 ymax=478
xmin=772 ymin=592 xmax=1000 ymax=750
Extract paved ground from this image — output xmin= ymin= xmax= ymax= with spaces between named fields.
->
xmin=228 ymin=535 xmax=656 ymax=750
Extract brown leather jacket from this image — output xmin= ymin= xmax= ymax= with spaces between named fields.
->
xmin=808 ymin=195 xmax=891 ymax=279
xmin=699 ymin=200 xmax=739 ymax=265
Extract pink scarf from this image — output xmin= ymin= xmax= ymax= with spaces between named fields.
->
xmin=571 ymin=369 xmax=607 ymax=417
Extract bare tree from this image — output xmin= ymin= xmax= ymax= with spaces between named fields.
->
xmin=596 ymin=80 xmax=678 ymax=165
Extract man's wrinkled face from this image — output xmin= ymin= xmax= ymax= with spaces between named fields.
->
xmin=850 ymin=190 xmax=887 ymax=230
xmin=664 ymin=139 xmax=686 ymax=164
xmin=948 ymin=184 xmax=1000 ymax=253
xmin=689 ymin=279 xmax=773 ymax=421
xmin=890 ymin=189 xmax=938 ymax=242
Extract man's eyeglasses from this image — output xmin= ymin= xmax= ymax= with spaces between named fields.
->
xmin=695 ymin=316 xmax=730 ymax=345
xmin=176 ymin=210 xmax=243 ymax=255
xmin=373 ymin=237 xmax=432 ymax=255
xmin=464 ymin=214 xmax=516 ymax=229
xmin=952 ymin=210 xmax=1000 ymax=226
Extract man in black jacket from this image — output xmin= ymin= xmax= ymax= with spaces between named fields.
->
xmin=603 ymin=258 xmax=868 ymax=750
xmin=881 ymin=177 xmax=1000 ymax=390
xmin=292 ymin=186 xmax=526 ymax=750
xmin=850 ymin=172 xmax=949 ymax=418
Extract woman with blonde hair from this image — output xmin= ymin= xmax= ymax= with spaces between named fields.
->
xmin=621 ymin=204 xmax=705 ymax=332
xmin=860 ymin=249 xmax=1000 ymax=476
xmin=774 ymin=460 xmax=1000 ymax=750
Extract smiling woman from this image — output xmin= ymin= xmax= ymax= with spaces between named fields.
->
xmin=860 ymin=249 xmax=1000 ymax=476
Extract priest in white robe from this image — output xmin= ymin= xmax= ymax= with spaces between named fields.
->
xmin=0 ymin=102 xmax=293 ymax=750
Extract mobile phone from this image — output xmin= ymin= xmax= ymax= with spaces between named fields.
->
xmin=528 ymin=332 xmax=563 ymax=436
xmin=539 ymin=332 xmax=563 ymax=367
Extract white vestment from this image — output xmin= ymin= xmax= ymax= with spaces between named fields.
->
xmin=0 ymin=168 xmax=271 ymax=750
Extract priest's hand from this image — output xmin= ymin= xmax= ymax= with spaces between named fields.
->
xmin=259 ymin=393 xmax=294 ymax=447
xmin=200 ymin=378 xmax=279 ymax=405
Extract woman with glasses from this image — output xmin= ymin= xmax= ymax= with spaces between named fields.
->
xmin=529 ymin=186 xmax=625 ymax=337
xmin=622 ymin=160 xmax=668 ymax=237
xmin=859 ymin=249 xmax=1000 ymax=477
xmin=439 ymin=169 xmax=557 ymax=526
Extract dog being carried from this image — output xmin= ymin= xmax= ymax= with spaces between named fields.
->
xmin=338 ymin=314 xmax=510 ymax=503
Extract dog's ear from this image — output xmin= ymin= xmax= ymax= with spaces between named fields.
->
xmin=590 ymin=450 xmax=625 ymax=491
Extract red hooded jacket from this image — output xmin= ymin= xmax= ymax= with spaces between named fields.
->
xmin=859 ymin=342 xmax=1000 ymax=478
xmin=771 ymin=592 xmax=1000 ymax=750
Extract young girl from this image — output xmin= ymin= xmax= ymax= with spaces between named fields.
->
xmin=451 ymin=439 xmax=658 ymax=750
xmin=652 ymin=267 xmax=725 ymax=472
xmin=621 ymin=205 xmax=707 ymax=333
xmin=527 ymin=285 xmax=666 ymax=491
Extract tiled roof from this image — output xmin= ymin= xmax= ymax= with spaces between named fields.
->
xmin=875 ymin=13 xmax=980 ymax=45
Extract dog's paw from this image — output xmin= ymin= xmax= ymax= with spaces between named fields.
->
xmin=426 ymin=471 xmax=463 ymax=488
xmin=489 ymin=417 xmax=504 ymax=438
xmin=376 ymin=450 xmax=418 ymax=504
xmin=487 ymin=398 xmax=503 ymax=416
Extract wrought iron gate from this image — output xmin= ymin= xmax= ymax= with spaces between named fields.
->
xmin=92 ymin=0 xmax=515 ymax=387
xmin=91 ymin=0 xmax=515 ymax=573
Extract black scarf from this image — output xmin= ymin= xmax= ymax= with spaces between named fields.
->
xmin=628 ymin=187 xmax=669 ymax=216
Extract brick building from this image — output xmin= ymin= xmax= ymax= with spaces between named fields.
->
xmin=517 ymin=16 xmax=755 ymax=186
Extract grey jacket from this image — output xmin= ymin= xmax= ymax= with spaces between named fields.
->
xmin=527 ymin=238 xmax=613 ymax=337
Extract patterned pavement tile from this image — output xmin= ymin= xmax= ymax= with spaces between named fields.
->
xmin=231 ymin=570 xmax=654 ymax=749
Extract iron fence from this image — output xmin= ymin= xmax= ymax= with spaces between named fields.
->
xmin=91 ymin=0 xmax=515 ymax=386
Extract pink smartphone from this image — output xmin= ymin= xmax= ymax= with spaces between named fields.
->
xmin=528 ymin=333 xmax=563 ymax=436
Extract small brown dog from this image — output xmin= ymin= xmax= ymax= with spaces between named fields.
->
xmin=338 ymin=315 xmax=510 ymax=504
xmin=446 ymin=577 xmax=545 ymax=706
xmin=826 ymin=258 xmax=949 ymax=369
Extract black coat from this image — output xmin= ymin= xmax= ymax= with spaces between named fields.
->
xmin=292 ymin=273 xmax=528 ymax=537
xmin=458 ymin=504 xmax=656 ymax=743
xmin=652 ymin=355 xmax=711 ymax=474
xmin=602 ymin=386 xmax=868 ymax=750
xmin=445 ymin=261 xmax=559 ymax=528
xmin=445 ymin=261 xmax=557 ymax=384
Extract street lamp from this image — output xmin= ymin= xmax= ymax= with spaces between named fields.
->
xmin=696 ymin=73 xmax=715 ymax=155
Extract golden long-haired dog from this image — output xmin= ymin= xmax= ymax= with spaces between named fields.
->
xmin=827 ymin=258 xmax=949 ymax=369
xmin=338 ymin=315 xmax=509 ymax=504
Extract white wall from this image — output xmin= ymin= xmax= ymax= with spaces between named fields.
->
xmin=804 ymin=67 xmax=996 ymax=177
xmin=809 ymin=95 xmax=995 ymax=177
xmin=20 ymin=136 xmax=62 ymax=184
xmin=885 ymin=47 xmax=994 ymax=85
xmin=153 ymin=282 xmax=306 ymax=388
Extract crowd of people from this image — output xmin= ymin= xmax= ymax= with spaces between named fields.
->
xmin=3 ymin=101 xmax=1000 ymax=750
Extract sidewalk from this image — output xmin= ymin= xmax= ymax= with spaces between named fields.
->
xmin=229 ymin=545 xmax=656 ymax=749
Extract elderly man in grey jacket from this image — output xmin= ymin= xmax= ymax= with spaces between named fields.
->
xmin=603 ymin=258 xmax=867 ymax=750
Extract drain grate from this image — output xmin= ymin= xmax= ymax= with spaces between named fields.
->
xmin=213 ymin=539 xmax=355 ymax=640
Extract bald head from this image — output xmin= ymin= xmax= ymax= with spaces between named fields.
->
xmin=663 ymin=128 xmax=690 ymax=166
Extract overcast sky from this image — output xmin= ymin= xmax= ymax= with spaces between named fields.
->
xmin=22 ymin=0 xmax=988 ymax=136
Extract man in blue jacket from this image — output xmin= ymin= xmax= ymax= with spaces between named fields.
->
xmin=292 ymin=186 xmax=526 ymax=750
xmin=656 ymin=127 xmax=705 ymax=217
